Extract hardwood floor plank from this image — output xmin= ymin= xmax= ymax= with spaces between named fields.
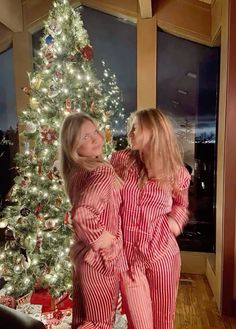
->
xmin=175 ymin=274 xmax=236 ymax=329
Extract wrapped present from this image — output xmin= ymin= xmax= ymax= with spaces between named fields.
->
xmin=55 ymin=292 xmax=72 ymax=310
xmin=16 ymin=303 xmax=42 ymax=321
xmin=0 ymin=295 xmax=16 ymax=309
xmin=30 ymin=289 xmax=53 ymax=312
xmin=16 ymin=291 xmax=33 ymax=306
xmin=41 ymin=308 xmax=72 ymax=328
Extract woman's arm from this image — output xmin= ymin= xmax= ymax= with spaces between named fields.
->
xmin=73 ymin=165 xmax=115 ymax=249
xmin=168 ymin=166 xmax=191 ymax=236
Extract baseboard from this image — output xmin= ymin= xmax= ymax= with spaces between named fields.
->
xmin=180 ymin=251 xmax=209 ymax=274
xmin=206 ymin=254 xmax=217 ymax=298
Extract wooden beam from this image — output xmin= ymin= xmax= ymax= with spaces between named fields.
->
xmin=198 ymin=0 xmax=212 ymax=4
xmin=137 ymin=14 xmax=156 ymax=110
xmin=138 ymin=0 xmax=152 ymax=18
xmin=0 ymin=0 xmax=23 ymax=32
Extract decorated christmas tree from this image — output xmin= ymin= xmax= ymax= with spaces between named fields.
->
xmin=0 ymin=0 xmax=125 ymax=299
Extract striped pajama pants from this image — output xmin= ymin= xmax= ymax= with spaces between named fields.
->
xmin=72 ymin=261 xmax=120 ymax=329
xmin=121 ymin=252 xmax=181 ymax=329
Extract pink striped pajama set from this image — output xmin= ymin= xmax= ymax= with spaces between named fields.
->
xmin=111 ymin=149 xmax=190 ymax=329
xmin=69 ymin=165 xmax=127 ymax=329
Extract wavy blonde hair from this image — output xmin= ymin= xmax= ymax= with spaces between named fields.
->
xmin=59 ymin=112 xmax=106 ymax=196
xmin=128 ymin=108 xmax=183 ymax=187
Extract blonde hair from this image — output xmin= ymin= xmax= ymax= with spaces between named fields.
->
xmin=59 ymin=112 xmax=106 ymax=195
xmin=128 ymin=108 xmax=183 ymax=188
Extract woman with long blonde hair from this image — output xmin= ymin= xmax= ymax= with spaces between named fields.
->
xmin=111 ymin=108 xmax=191 ymax=329
xmin=59 ymin=112 xmax=127 ymax=329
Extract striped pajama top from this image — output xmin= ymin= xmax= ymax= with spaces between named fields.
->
xmin=111 ymin=149 xmax=191 ymax=267
xmin=69 ymin=164 xmax=127 ymax=275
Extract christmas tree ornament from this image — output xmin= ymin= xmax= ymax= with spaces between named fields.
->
xmin=30 ymin=75 xmax=42 ymax=90
xmin=41 ymin=128 xmax=57 ymax=144
xmin=35 ymin=203 xmax=43 ymax=216
xmin=37 ymin=160 xmax=43 ymax=175
xmin=45 ymin=219 xmax=56 ymax=230
xmin=54 ymin=196 xmax=62 ymax=206
xmin=51 ymin=160 xmax=60 ymax=179
xmin=5 ymin=229 xmax=15 ymax=241
xmin=37 ymin=213 xmax=44 ymax=221
xmin=20 ymin=176 xmax=30 ymax=187
xmin=25 ymin=122 xmax=37 ymax=134
xmin=14 ymin=265 xmax=23 ymax=274
xmin=29 ymin=97 xmax=39 ymax=109
xmin=20 ymin=207 xmax=31 ymax=217
xmin=45 ymin=50 xmax=55 ymax=68
xmin=48 ymin=22 xmax=62 ymax=36
xmin=81 ymin=100 xmax=87 ymax=111
xmin=64 ymin=98 xmax=71 ymax=112
xmin=105 ymin=126 xmax=112 ymax=143
xmin=45 ymin=34 xmax=54 ymax=45
xmin=22 ymin=86 xmax=32 ymax=95
xmin=48 ymin=85 xmax=59 ymax=98
xmin=89 ymin=101 xmax=95 ymax=113
xmin=81 ymin=44 xmax=93 ymax=61
xmin=63 ymin=211 xmax=71 ymax=225
xmin=53 ymin=70 xmax=62 ymax=81
xmin=67 ymin=54 xmax=76 ymax=62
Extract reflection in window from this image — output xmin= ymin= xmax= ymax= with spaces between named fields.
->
xmin=157 ymin=30 xmax=220 ymax=252
xmin=32 ymin=5 xmax=136 ymax=147
xmin=0 ymin=48 xmax=18 ymax=204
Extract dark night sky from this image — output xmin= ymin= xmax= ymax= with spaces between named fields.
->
xmin=0 ymin=48 xmax=17 ymax=131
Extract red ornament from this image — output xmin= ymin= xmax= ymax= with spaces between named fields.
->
xmin=35 ymin=203 xmax=43 ymax=217
xmin=81 ymin=45 xmax=93 ymax=61
xmin=20 ymin=176 xmax=30 ymax=187
xmin=47 ymin=170 xmax=54 ymax=180
xmin=41 ymin=128 xmax=57 ymax=144
xmin=64 ymin=212 xmax=70 ymax=224
xmin=38 ymin=160 xmax=43 ymax=175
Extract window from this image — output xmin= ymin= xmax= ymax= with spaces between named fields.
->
xmin=32 ymin=5 xmax=137 ymax=147
xmin=157 ymin=30 xmax=220 ymax=252
xmin=0 ymin=48 xmax=18 ymax=204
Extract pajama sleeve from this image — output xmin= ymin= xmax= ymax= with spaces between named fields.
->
xmin=73 ymin=165 xmax=113 ymax=245
xmin=168 ymin=166 xmax=191 ymax=232
xmin=110 ymin=150 xmax=130 ymax=180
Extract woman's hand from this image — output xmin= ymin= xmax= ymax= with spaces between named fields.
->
xmin=168 ymin=217 xmax=181 ymax=237
xmin=92 ymin=230 xmax=116 ymax=252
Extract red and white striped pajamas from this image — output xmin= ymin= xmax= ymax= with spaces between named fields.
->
xmin=69 ymin=165 xmax=127 ymax=329
xmin=111 ymin=149 xmax=190 ymax=329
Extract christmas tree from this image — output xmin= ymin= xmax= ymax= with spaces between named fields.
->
xmin=0 ymin=0 xmax=125 ymax=299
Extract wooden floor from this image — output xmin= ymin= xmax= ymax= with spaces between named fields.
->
xmin=175 ymin=274 xmax=236 ymax=329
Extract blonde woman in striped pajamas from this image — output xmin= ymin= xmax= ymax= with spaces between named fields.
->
xmin=59 ymin=112 xmax=127 ymax=329
xmin=111 ymin=108 xmax=191 ymax=329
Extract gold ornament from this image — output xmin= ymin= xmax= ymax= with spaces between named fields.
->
xmin=30 ymin=97 xmax=39 ymax=109
xmin=30 ymin=75 xmax=42 ymax=90
xmin=105 ymin=126 xmax=112 ymax=143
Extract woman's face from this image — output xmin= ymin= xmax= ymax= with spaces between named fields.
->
xmin=128 ymin=117 xmax=151 ymax=151
xmin=75 ymin=120 xmax=103 ymax=158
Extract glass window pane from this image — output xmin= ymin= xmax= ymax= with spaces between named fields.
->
xmin=157 ymin=30 xmax=220 ymax=252
xmin=0 ymin=48 xmax=18 ymax=204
